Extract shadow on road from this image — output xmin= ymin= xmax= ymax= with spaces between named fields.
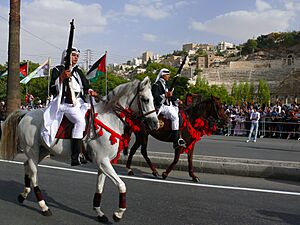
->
xmin=0 ymin=179 xmax=101 ymax=223
xmin=257 ymin=209 xmax=300 ymax=225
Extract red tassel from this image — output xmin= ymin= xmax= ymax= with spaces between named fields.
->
xmin=110 ymin=134 xmax=117 ymax=145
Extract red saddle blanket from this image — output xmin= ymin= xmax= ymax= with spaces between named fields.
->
xmin=55 ymin=112 xmax=90 ymax=139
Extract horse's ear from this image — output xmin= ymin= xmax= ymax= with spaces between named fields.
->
xmin=140 ymin=76 xmax=150 ymax=91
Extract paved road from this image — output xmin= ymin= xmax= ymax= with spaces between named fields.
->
xmin=121 ymin=135 xmax=300 ymax=181
xmin=0 ymin=158 xmax=299 ymax=225
xmin=141 ymin=135 xmax=300 ymax=162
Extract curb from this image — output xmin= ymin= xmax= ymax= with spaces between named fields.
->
xmin=118 ymin=152 xmax=300 ymax=181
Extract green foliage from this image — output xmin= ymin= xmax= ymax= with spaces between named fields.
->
xmin=134 ymin=62 xmax=177 ymax=84
xmin=90 ymin=72 xmax=129 ymax=96
xmin=242 ymin=39 xmax=258 ymax=55
xmin=21 ymin=77 xmax=49 ymax=105
xmin=248 ymin=31 xmax=300 ymax=51
xmin=257 ymin=80 xmax=270 ymax=106
xmin=0 ymin=76 xmax=7 ymax=101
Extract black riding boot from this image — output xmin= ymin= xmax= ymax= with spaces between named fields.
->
xmin=71 ymin=138 xmax=87 ymax=166
xmin=171 ymin=130 xmax=186 ymax=149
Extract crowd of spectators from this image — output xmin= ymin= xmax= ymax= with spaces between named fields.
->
xmin=220 ymin=101 xmax=300 ymax=140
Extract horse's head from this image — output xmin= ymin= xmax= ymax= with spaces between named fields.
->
xmin=187 ymin=94 xmax=229 ymax=127
xmin=134 ymin=77 xmax=159 ymax=130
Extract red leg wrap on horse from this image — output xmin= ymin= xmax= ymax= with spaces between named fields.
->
xmin=34 ymin=186 xmax=43 ymax=201
xmin=93 ymin=192 xmax=102 ymax=208
xmin=119 ymin=193 xmax=126 ymax=208
xmin=25 ymin=175 xmax=31 ymax=187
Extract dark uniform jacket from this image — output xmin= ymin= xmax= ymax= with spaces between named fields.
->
xmin=50 ymin=65 xmax=90 ymax=103
xmin=152 ymin=78 xmax=177 ymax=108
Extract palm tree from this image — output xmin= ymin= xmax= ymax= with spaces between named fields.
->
xmin=6 ymin=0 xmax=21 ymax=116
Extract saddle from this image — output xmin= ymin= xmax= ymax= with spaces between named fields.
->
xmin=55 ymin=110 xmax=91 ymax=139
xmin=151 ymin=111 xmax=184 ymax=142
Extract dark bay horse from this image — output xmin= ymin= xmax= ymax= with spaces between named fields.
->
xmin=124 ymin=94 xmax=228 ymax=182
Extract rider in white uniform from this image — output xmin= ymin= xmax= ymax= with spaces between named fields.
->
xmin=42 ymin=48 xmax=97 ymax=166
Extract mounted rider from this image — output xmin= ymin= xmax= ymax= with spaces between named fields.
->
xmin=151 ymin=68 xmax=186 ymax=149
xmin=42 ymin=47 xmax=97 ymax=166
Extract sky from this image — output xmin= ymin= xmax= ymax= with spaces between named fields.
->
xmin=0 ymin=0 xmax=300 ymax=66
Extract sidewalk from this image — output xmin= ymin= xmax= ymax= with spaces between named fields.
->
xmin=118 ymin=135 xmax=300 ymax=181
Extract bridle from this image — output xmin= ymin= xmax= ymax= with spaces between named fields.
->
xmin=127 ymin=81 xmax=156 ymax=118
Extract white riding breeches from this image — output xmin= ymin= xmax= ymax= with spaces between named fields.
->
xmin=59 ymin=99 xmax=87 ymax=139
xmin=158 ymin=104 xmax=179 ymax=130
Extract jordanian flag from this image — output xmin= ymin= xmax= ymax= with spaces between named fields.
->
xmin=86 ymin=53 xmax=106 ymax=83
xmin=0 ymin=62 xmax=28 ymax=78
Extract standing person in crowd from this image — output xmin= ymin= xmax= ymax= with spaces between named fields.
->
xmin=246 ymin=106 xmax=260 ymax=143
xmin=152 ymin=68 xmax=186 ymax=149
xmin=41 ymin=47 xmax=98 ymax=166
xmin=28 ymin=93 xmax=34 ymax=108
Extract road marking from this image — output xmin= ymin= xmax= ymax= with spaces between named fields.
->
xmin=1 ymin=159 xmax=300 ymax=197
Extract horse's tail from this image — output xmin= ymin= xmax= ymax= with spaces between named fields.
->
xmin=0 ymin=110 xmax=27 ymax=160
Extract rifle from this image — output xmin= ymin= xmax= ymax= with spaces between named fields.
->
xmin=164 ymin=54 xmax=187 ymax=105
xmin=169 ymin=54 xmax=187 ymax=91
xmin=63 ymin=19 xmax=75 ymax=104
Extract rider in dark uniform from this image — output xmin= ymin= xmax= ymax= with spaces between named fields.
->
xmin=152 ymin=68 xmax=186 ymax=149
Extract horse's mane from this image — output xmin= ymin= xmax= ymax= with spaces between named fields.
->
xmin=99 ymin=79 xmax=140 ymax=112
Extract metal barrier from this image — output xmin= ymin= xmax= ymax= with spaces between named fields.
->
xmin=219 ymin=117 xmax=300 ymax=140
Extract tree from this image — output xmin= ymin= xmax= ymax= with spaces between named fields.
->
xmin=188 ymin=75 xmax=210 ymax=97
xmin=90 ymin=72 xmax=128 ymax=96
xmin=242 ymin=39 xmax=258 ymax=55
xmin=6 ymin=0 xmax=21 ymax=116
xmin=257 ymin=80 xmax=270 ymax=106
xmin=231 ymin=81 xmax=238 ymax=103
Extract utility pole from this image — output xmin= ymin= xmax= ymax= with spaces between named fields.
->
xmin=83 ymin=49 xmax=93 ymax=70
xmin=6 ymin=0 xmax=21 ymax=116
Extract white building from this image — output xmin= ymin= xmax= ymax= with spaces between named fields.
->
xmin=218 ymin=41 xmax=235 ymax=52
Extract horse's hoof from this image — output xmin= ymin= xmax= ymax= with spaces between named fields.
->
xmin=113 ymin=214 xmax=121 ymax=222
xmin=97 ymin=215 xmax=109 ymax=223
xmin=152 ymin=171 xmax=159 ymax=177
xmin=17 ymin=194 xmax=25 ymax=204
xmin=42 ymin=209 xmax=52 ymax=216
xmin=162 ymin=172 xmax=168 ymax=180
xmin=128 ymin=170 xmax=134 ymax=176
xmin=192 ymin=177 xmax=200 ymax=183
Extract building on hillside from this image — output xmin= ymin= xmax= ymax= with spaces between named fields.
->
xmin=160 ymin=55 xmax=182 ymax=67
xmin=132 ymin=57 xmax=143 ymax=66
xmin=183 ymin=43 xmax=215 ymax=52
xmin=217 ymin=41 xmax=235 ymax=52
xmin=142 ymin=51 xmax=153 ymax=64
xmin=196 ymin=52 xmax=216 ymax=69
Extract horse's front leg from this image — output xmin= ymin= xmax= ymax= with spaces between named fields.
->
xmin=187 ymin=146 xmax=200 ymax=182
xmin=126 ymin=134 xmax=141 ymax=175
xmin=140 ymin=134 xmax=159 ymax=177
xmin=100 ymin=159 xmax=126 ymax=222
xmin=93 ymin=170 xmax=108 ymax=223
xmin=162 ymin=147 xmax=181 ymax=180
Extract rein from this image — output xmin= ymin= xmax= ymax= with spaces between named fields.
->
xmin=89 ymin=80 xmax=156 ymax=163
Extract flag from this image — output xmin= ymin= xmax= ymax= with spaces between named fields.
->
xmin=0 ymin=62 xmax=28 ymax=78
xmin=86 ymin=53 xmax=106 ymax=83
xmin=20 ymin=59 xmax=50 ymax=84
xmin=19 ymin=62 xmax=28 ymax=78
xmin=0 ymin=70 xmax=7 ymax=78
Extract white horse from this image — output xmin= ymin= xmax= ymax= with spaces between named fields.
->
xmin=0 ymin=77 xmax=159 ymax=223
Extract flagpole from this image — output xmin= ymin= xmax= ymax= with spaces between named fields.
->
xmin=105 ymin=51 xmax=108 ymax=96
xmin=47 ymin=57 xmax=51 ymax=97
xmin=26 ymin=60 xmax=29 ymax=95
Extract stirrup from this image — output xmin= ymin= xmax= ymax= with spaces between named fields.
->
xmin=178 ymin=138 xmax=186 ymax=148
xmin=79 ymin=153 xmax=87 ymax=164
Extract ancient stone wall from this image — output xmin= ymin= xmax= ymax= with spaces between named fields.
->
xmin=201 ymin=58 xmax=300 ymax=103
